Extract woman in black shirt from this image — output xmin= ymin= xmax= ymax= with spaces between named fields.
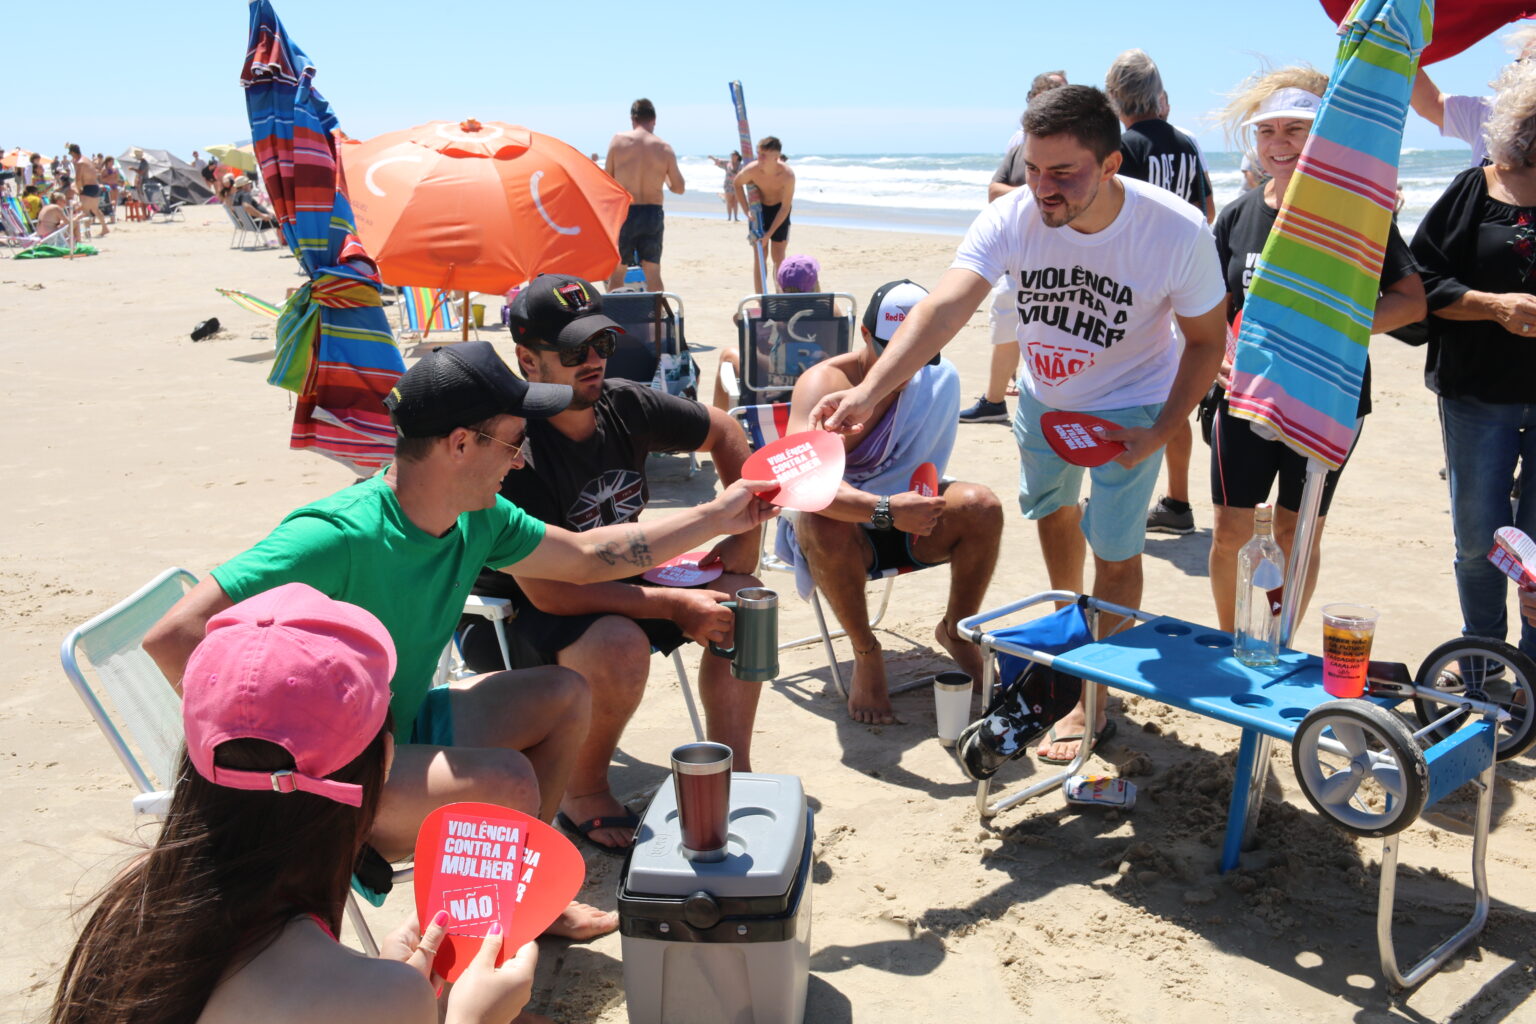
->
xmin=1409 ymin=59 xmax=1536 ymax=661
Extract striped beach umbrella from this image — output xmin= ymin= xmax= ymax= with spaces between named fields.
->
xmin=216 ymin=287 xmax=281 ymax=319
xmin=1227 ymin=0 xmax=1432 ymax=474
xmin=241 ymin=0 xmax=404 ymax=473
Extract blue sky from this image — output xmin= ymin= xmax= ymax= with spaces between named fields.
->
xmin=7 ymin=1 xmax=1528 ymax=159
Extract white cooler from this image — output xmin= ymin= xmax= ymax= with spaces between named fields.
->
xmin=618 ymin=772 xmax=814 ymax=1024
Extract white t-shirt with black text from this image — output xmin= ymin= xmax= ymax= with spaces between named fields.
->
xmin=952 ymin=175 xmax=1225 ymax=411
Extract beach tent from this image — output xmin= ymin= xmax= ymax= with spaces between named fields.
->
xmin=117 ymin=147 xmax=214 ymax=205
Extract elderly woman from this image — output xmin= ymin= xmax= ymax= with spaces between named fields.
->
xmin=1411 ymin=59 xmax=1536 ymax=660
xmin=1206 ymin=67 xmax=1426 ymax=632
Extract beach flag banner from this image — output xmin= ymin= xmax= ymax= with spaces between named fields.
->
xmin=741 ymin=430 xmax=846 ymax=512
xmin=413 ymin=802 xmax=584 ymax=983
xmin=215 ymin=287 xmax=281 ymax=320
xmin=729 ymin=81 xmax=770 ymax=294
xmin=242 ymin=0 xmax=404 ymax=473
xmin=1321 ymin=0 xmax=1530 ymax=64
xmin=641 ymin=552 xmax=725 ymax=588
xmin=1227 ymin=0 xmax=1431 ymax=470
xmin=909 ymin=462 xmax=939 ymax=497
xmin=1039 ymin=411 xmax=1127 ymax=468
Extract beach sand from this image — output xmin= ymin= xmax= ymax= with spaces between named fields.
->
xmin=4 ymin=207 xmax=1532 ymax=1022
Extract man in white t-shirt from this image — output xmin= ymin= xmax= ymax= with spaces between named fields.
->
xmin=1411 ymin=26 xmax=1536 ymax=167
xmin=813 ymin=85 xmax=1225 ymax=763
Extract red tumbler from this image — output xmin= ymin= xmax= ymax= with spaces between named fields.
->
xmin=671 ymin=742 xmax=733 ymax=861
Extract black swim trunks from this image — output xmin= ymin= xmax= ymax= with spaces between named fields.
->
xmin=458 ymin=601 xmax=687 ymax=675
xmin=862 ymin=525 xmax=943 ymax=577
xmin=80 ymin=183 xmax=102 ymax=198
xmin=758 ymin=202 xmax=790 ymax=243
xmin=618 ymin=203 xmax=665 ymax=265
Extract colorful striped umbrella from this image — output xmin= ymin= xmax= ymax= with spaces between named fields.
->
xmin=241 ymin=0 xmax=404 ymax=473
xmin=1218 ymin=0 xmax=1431 ymax=872
xmin=1227 ymin=0 xmax=1432 ymax=471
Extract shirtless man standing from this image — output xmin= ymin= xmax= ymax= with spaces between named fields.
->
xmin=69 ymin=144 xmax=108 ymax=238
xmin=605 ymin=98 xmax=685 ymax=292
xmin=733 ymin=137 xmax=796 ymax=291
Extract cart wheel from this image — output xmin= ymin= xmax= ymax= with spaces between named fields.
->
xmin=1412 ymin=638 xmax=1536 ymax=761
xmin=1291 ymin=700 xmax=1428 ymax=838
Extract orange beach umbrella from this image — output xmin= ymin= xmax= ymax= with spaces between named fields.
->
xmin=338 ymin=118 xmax=631 ymax=298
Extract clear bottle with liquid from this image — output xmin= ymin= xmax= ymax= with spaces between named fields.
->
xmin=1234 ymin=504 xmax=1285 ymax=668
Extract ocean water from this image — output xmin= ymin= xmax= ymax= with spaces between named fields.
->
xmin=676 ymin=148 xmax=1474 ymax=238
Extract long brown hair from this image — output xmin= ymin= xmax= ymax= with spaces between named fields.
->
xmin=50 ymin=719 xmax=390 ymax=1024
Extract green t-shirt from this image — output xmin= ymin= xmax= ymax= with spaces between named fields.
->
xmin=211 ymin=473 xmax=546 ymax=742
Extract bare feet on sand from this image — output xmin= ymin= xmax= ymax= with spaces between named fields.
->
xmin=1035 ymin=701 xmax=1108 ymax=763
xmin=559 ymin=790 xmax=636 ymax=849
xmin=933 ymin=619 xmax=985 ymax=685
xmin=847 ymin=642 xmax=899 ymax=725
xmin=544 ymin=901 xmax=618 ymax=941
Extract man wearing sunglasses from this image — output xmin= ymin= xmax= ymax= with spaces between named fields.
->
xmin=463 ymin=274 xmax=764 ymax=851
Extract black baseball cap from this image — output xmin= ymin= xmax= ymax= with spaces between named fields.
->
xmin=507 ymin=274 xmax=625 ymax=350
xmin=384 ymin=341 xmax=571 ymax=438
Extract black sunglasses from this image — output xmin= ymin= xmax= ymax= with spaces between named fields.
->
xmin=537 ymin=329 xmax=618 ymax=367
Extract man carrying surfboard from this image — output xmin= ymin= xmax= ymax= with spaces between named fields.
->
xmin=463 ymin=274 xmax=766 ymax=851
xmin=812 ymin=86 xmax=1226 ymax=761
xmin=733 ymin=136 xmax=796 ymax=291
xmin=782 ymin=280 xmax=1004 ymax=724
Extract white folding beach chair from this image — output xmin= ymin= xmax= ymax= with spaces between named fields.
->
xmin=59 ymin=568 xmax=409 ymax=955
xmin=225 ymin=204 xmax=272 ymax=250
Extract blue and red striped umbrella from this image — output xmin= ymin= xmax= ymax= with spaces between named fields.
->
xmin=242 ymin=0 xmax=404 ymax=472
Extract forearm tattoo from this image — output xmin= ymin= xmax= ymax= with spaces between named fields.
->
xmin=593 ymin=527 xmax=654 ymax=568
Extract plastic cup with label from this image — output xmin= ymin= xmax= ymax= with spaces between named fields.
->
xmin=1321 ymin=603 xmax=1378 ymax=698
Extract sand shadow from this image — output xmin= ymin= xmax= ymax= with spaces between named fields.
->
xmin=1141 ymin=528 xmax=1212 ymax=578
xmin=912 ymin=739 xmax=1533 ymax=1020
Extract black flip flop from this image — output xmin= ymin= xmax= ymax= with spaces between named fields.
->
xmin=556 ymin=809 xmax=642 ymax=857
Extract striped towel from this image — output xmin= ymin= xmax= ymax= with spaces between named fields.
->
xmin=1228 ymin=0 xmax=1431 ymax=469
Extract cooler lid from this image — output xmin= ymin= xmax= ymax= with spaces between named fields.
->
xmin=624 ymin=772 xmax=807 ymax=899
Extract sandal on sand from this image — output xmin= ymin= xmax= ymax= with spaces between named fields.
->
xmin=1036 ymin=718 xmax=1117 ymax=765
xmin=556 ymin=810 xmax=641 ymax=856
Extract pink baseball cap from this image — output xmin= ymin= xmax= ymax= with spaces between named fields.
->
xmin=182 ymin=583 xmax=396 ymax=807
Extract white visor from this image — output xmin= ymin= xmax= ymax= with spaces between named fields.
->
xmin=1241 ymin=87 xmax=1323 ymax=127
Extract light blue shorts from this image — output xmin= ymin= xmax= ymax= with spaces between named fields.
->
xmin=1013 ymin=387 xmax=1166 ymax=563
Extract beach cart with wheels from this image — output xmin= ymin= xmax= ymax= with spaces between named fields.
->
xmin=958 ymin=592 xmax=1531 ymax=990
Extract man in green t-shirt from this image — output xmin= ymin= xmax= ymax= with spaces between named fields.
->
xmin=145 ymin=341 xmax=776 ymax=939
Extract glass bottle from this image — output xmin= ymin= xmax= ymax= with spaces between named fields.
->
xmin=1234 ymin=504 xmax=1285 ymax=668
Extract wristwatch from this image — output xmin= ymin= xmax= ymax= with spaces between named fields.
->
xmin=870 ymin=496 xmax=894 ymax=531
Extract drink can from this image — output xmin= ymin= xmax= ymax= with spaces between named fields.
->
xmin=1063 ymin=774 xmax=1136 ymax=809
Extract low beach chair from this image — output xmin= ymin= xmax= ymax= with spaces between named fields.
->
xmin=224 ymin=204 xmax=272 ymax=250
xmin=143 ymin=181 xmax=185 ymax=222
xmin=3 ymin=196 xmax=72 ymax=254
xmin=728 ymin=403 xmax=936 ymax=698
xmin=396 ymin=285 xmax=474 ymax=342
xmin=719 ymin=292 xmax=856 ymax=409
xmin=59 ymin=568 xmax=410 ymax=956
xmin=601 ymin=290 xmax=699 ymax=475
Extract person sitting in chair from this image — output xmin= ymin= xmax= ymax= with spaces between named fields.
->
xmin=461 ymin=274 xmax=767 ymax=852
xmin=778 ymin=280 xmax=1004 ymax=724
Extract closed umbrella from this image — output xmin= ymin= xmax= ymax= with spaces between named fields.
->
xmin=243 ymin=0 xmax=404 ymax=473
xmin=339 ymin=118 xmax=630 ymax=337
xmin=1223 ymin=0 xmax=1430 ymax=867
